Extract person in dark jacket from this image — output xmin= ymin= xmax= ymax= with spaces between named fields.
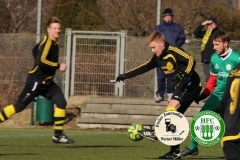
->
xmin=194 ymin=17 xmax=219 ymax=83
xmin=116 ymin=31 xmax=202 ymax=159
xmin=154 ymin=8 xmax=186 ymax=103
xmin=220 ymin=63 xmax=240 ymax=160
xmin=0 ymin=17 xmax=74 ymax=144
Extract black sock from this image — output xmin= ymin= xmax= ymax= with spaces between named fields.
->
xmin=171 ymin=145 xmax=180 ymax=154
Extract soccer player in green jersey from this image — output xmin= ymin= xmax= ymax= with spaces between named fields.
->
xmin=180 ymin=30 xmax=240 ymax=157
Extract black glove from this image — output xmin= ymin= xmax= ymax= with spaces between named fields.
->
xmin=172 ymin=72 xmax=187 ymax=84
xmin=195 ymin=93 xmax=207 ymax=104
xmin=116 ymin=74 xmax=127 ymax=82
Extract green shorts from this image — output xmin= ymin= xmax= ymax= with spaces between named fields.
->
xmin=200 ymin=94 xmax=221 ymax=113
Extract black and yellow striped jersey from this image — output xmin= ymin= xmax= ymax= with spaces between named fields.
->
xmin=220 ymin=63 xmax=240 ymax=147
xmin=28 ymin=36 xmax=60 ymax=82
xmin=125 ymin=42 xmax=196 ymax=80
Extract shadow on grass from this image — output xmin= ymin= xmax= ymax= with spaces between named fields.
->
xmin=0 ymin=153 xmax=37 ymax=156
xmin=184 ymin=157 xmax=225 ymax=160
xmin=66 ymin=145 xmax=140 ymax=148
xmin=144 ymin=156 xmax=225 ymax=160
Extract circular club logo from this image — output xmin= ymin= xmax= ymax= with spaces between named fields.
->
xmin=155 ymin=111 xmax=189 ymax=146
xmin=190 ymin=110 xmax=225 ymax=146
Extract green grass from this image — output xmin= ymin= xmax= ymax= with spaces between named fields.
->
xmin=0 ymin=128 xmax=224 ymax=160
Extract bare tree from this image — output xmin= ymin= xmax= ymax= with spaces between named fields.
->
xmin=97 ymin=0 xmax=157 ymax=36
xmin=2 ymin=0 xmax=240 ymax=39
xmin=97 ymin=0 xmax=240 ymax=39
xmin=161 ymin=0 xmax=240 ymax=39
xmin=2 ymin=0 xmax=54 ymax=33
xmin=49 ymin=0 xmax=105 ymax=32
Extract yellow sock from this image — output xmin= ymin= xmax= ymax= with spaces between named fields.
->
xmin=165 ymin=106 xmax=177 ymax=111
xmin=0 ymin=105 xmax=16 ymax=122
xmin=54 ymin=108 xmax=66 ymax=135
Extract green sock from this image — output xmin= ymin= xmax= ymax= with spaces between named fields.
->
xmin=189 ymin=137 xmax=198 ymax=150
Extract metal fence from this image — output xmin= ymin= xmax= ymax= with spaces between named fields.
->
xmin=1 ymin=31 xmax=240 ymax=107
xmin=66 ymin=30 xmax=126 ymax=97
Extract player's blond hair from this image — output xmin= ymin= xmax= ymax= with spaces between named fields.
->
xmin=146 ymin=31 xmax=166 ymax=45
xmin=46 ymin=16 xmax=61 ymax=27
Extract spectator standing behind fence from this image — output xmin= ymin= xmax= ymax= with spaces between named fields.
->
xmin=153 ymin=8 xmax=186 ymax=102
xmin=0 ymin=17 xmax=74 ymax=144
xmin=194 ymin=17 xmax=220 ymax=83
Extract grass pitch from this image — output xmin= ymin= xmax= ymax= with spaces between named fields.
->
xmin=0 ymin=128 xmax=224 ymax=160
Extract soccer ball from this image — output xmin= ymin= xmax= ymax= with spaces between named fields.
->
xmin=128 ymin=123 xmax=144 ymax=141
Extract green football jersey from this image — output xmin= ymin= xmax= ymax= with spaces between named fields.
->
xmin=210 ymin=48 xmax=240 ymax=99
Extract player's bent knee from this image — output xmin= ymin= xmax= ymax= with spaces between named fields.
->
xmin=57 ymin=101 xmax=67 ymax=109
xmin=14 ymin=102 xmax=28 ymax=113
xmin=55 ymin=99 xmax=66 ymax=109
xmin=51 ymin=93 xmax=67 ymax=109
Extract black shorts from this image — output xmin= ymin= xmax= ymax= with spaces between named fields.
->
xmin=14 ymin=79 xmax=64 ymax=112
xmin=223 ymin=141 xmax=240 ymax=160
xmin=171 ymin=71 xmax=202 ymax=114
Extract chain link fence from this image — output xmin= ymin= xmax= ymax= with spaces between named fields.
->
xmin=0 ymin=33 xmax=240 ymax=107
xmin=71 ymin=38 xmax=118 ymax=96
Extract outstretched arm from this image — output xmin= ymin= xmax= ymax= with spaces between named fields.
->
xmin=116 ymin=56 xmax=157 ymax=81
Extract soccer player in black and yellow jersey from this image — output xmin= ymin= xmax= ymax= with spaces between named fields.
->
xmin=116 ymin=31 xmax=202 ymax=159
xmin=0 ymin=17 xmax=74 ymax=144
xmin=220 ymin=63 xmax=240 ymax=160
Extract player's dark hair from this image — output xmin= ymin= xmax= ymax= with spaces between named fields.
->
xmin=146 ymin=31 xmax=165 ymax=45
xmin=46 ymin=16 xmax=61 ymax=27
xmin=213 ymin=30 xmax=230 ymax=43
